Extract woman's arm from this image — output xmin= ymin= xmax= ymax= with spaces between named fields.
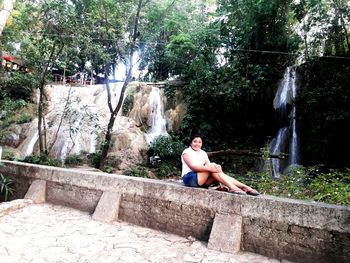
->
xmin=204 ymin=154 xmax=223 ymax=173
xmin=183 ymin=152 xmax=219 ymax=173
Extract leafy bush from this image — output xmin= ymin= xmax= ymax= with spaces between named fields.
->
xmin=20 ymin=154 xmax=63 ymax=167
xmin=149 ymin=135 xmax=184 ymax=161
xmin=236 ymin=166 xmax=350 ymax=206
xmin=125 ymin=166 xmax=149 ymax=178
xmin=89 ymin=151 xmax=102 ymax=168
xmin=0 ymin=148 xmax=15 ymax=160
xmin=0 ymin=97 xmax=34 ymax=133
xmin=16 ymin=112 xmax=33 ymax=124
xmin=156 ymin=162 xmax=180 ymax=178
xmin=122 ymin=93 xmax=134 ymax=116
xmin=65 ymin=153 xmax=86 ymax=166
xmin=0 ymin=172 xmax=15 ymax=201
xmin=0 ymin=72 xmax=38 ymax=102
xmin=148 ymin=135 xmax=184 ymax=177
xmin=308 ymin=169 xmax=350 ymax=205
xmin=87 ymin=151 xmax=121 ymax=173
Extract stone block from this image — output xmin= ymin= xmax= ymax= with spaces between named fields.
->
xmin=46 ymin=181 xmax=102 ymax=213
xmin=92 ymin=191 xmax=121 ymax=223
xmin=208 ymin=213 xmax=242 ymax=253
xmin=24 ymin=180 xmax=46 ymax=204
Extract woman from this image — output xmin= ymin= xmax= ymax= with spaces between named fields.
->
xmin=181 ymin=134 xmax=260 ymax=195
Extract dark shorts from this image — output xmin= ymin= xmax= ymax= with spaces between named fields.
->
xmin=182 ymin=171 xmax=207 ymax=188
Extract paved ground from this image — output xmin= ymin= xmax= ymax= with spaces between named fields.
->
xmin=0 ymin=200 xmax=288 ymax=263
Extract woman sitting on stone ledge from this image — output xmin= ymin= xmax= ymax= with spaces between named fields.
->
xmin=181 ymin=134 xmax=260 ymax=196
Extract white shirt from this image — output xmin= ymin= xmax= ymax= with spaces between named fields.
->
xmin=181 ymin=147 xmax=208 ymax=177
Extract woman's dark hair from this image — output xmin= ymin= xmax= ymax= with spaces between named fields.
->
xmin=189 ymin=134 xmax=202 ymax=143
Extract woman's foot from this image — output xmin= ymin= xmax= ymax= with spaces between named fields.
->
xmin=228 ymin=186 xmax=247 ymax=195
xmin=228 ymin=190 xmax=247 ymax=195
xmin=242 ymin=187 xmax=260 ymax=196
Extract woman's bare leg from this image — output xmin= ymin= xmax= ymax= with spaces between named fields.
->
xmin=197 ymin=172 xmax=244 ymax=192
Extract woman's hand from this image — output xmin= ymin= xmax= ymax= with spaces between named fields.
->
xmin=209 ymin=162 xmax=222 ymax=173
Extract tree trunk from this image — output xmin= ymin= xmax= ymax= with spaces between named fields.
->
xmin=98 ymin=0 xmax=145 ymax=170
xmin=0 ymin=0 xmax=16 ymax=36
xmin=37 ymin=42 xmax=64 ymax=155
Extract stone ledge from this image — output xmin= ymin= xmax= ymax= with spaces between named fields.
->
xmin=1 ymin=161 xmax=350 ymax=263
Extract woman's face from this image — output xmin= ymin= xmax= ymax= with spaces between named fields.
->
xmin=191 ymin=137 xmax=202 ymax=151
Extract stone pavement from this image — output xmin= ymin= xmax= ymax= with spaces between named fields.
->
xmin=0 ymin=200 xmax=288 ymax=263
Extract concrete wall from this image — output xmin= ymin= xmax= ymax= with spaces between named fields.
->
xmin=0 ymin=161 xmax=349 ymax=263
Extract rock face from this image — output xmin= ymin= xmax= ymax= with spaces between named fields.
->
xmin=127 ymin=85 xmax=153 ymax=130
xmin=164 ymin=89 xmax=186 ymax=132
xmin=3 ymin=82 xmax=186 ymax=170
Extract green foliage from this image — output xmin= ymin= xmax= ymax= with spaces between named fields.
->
xmin=122 ymin=88 xmax=135 ymax=116
xmin=87 ymin=151 xmax=120 ymax=173
xmin=0 ymin=149 xmax=15 ymax=161
xmin=297 ymin=58 xmax=350 ymax=168
xmin=0 ymin=172 xmax=15 ymax=201
xmin=165 ymin=33 xmax=197 ymax=77
xmin=16 ymin=112 xmax=33 ymax=124
xmin=149 ymin=135 xmax=184 ymax=161
xmin=20 ymin=154 xmax=63 ymax=167
xmin=308 ymin=169 xmax=350 ymax=205
xmin=0 ymin=72 xmax=38 ymax=102
xmin=0 ymin=97 xmax=34 ymax=135
xmin=64 ymin=153 xmax=86 ymax=166
xmin=237 ymin=166 xmax=350 ymax=206
xmin=155 ymin=162 xmax=180 ymax=178
xmin=148 ymin=135 xmax=184 ymax=177
xmin=89 ymin=151 xmax=102 ymax=169
xmin=125 ymin=165 xmax=149 ymax=178
xmin=103 ymin=156 xmax=122 ymax=174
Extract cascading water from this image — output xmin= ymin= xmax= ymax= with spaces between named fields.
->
xmin=17 ymin=83 xmax=170 ymax=161
xmin=289 ymin=75 xmax=299 ymax=165
xmin=18 ymin=84 xmax=124 ymax=159
xmin=269 ymin=66 xmax=299 ymax=177
xmin=270 ymin=127 xmax=288 ymax=178
xmin=145 ymin=87 xmax=168 ymax=144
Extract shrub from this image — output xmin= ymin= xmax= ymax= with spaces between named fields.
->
xmin=236 ymin=166 xmax=350 ymax=206
xmin=1 ymin=149 xmax=15 ymax=161
xmin=89 ymin=151 xmax=102 ymax=168
xmin=0 ymin=72 xmax=38 ymax=102
xmin=149 ymin=135 xmax=184 ymax=161
xmin=87 ymin=151 xmax=121 ymax=173
xmin=122 ymin=93 xmax=134 ymax=116
xmin=0 ymin=97 xmax=34 ymax=132
xmin=148 ymin=135 xmax=184 ymax=177
xmin=16 ymin=112 xmax=33 ymax=124
xmin=20 ymin=154 xmax=63 ymax=167
xmin=0 ymin=172 xmax=15 ymax=201
xmin=156 ymin=162 xmax=181 ymax=178
xmin=125 ymin=166 xmax=149 ymax=178
xmin=65 ymin=153 xmax=86 ymax=166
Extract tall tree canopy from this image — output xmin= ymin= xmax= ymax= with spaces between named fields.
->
xmin=1 ymin=0 xmax=349 ymax=169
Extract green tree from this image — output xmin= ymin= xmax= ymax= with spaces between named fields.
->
xmin=141 ymin=0 xmax=214 ymax=80
xmin=98 ymin=0 xmax=149 ymax=170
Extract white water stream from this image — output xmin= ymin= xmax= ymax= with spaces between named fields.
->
xmin=17 ymin=84 xmax=168 ymax=159
xmin=145 ymin=87 xmax=168 ymax=144
xmin=18 ymin=84 xmax=124 ymax=159
xmin=269 ymin=66 xmax=299 ymax=177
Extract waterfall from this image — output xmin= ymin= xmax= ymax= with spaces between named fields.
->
xmin=18 ymin=84 xmax=123 ymax=159
xmin=17 ymin=83 xmax=168 ymax=160
xmin=145 ymin=87 xmax=168 ymax=144
xmin=269 ymin=66 xmax=299 ymax=177
xmin=270 ymin=127 xmax=288 ymax=178
xmin=290 ymin=73 xmax=299 ymax=165
xmin=24 ymin=130 xmax=39 ymax=156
